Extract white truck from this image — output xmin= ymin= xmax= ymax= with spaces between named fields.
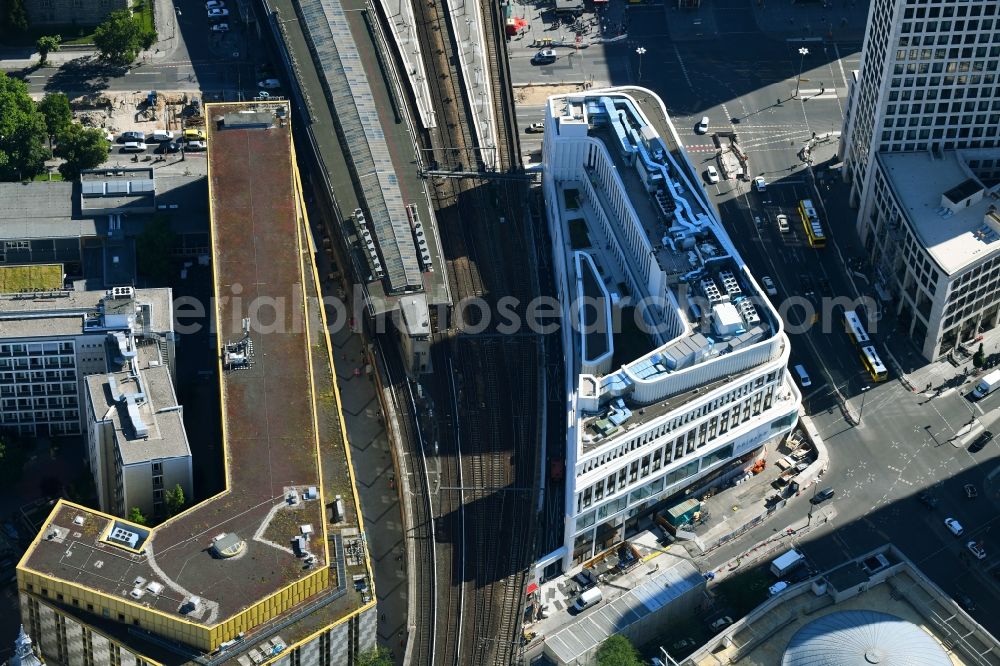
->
xmin=770 ymin=549 xmax=805 ymax=577
xmin=972 ymin=370 xmax=1000 ymax=399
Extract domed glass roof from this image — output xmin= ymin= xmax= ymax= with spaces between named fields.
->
xmin=782 ymin=610 xmax=950 ymax=666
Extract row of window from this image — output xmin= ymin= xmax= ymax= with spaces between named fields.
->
xmin=903 ymin=3 xmax=997 ymax=19
xmin=576 ymin=386 xmax=775 ymax=514
xmin=578 ymin=371 xmax=778 ymax=476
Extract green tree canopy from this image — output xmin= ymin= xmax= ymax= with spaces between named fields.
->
xmin=54 ymin=123 xmax=108 ymax=180
xmin=3 ymin=0 xmax=29 ymax=33
xmin=128 ymin=507 xmax=148 ymax=525
xmin=93 ymin=9 xmax=151 ymax=65
xmin=595 ymin=635 xmax=642 ymax=666
xmin=0 ymin=72 xmax=49 ymax=181
xmin=135 ymin=215 xmax=176 ymax=283
xmin=36 ymin=34 xmax=61 ymax=66
xmin=973 ymin=342 xmax=985 ymax=368
xmin=356 ymin=647 xmax=393 ymax=666
xmin=165 ymin=483 xmax=185 ymax=517
xmin=38 ymin=92 xmax=72 ymax=138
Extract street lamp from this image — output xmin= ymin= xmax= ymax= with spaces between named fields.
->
xmin=636 ymin=46 xmax=647 ymax=82
xmin=858 ymin=385 xmax=871 ymax=423
xmin=794 ymin=47 xmax=809 ymax=98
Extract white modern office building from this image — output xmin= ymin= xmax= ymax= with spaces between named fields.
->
xmin=537 ymin=88 xmax=801 ymax=574
xmin=840 ymin=0 xmax=1000 ymax=207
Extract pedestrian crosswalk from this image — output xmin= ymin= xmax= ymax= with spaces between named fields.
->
xmin=797 ymin=88 xmax=841 ymax=100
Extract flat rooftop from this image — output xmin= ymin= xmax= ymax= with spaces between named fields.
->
xmin=0 ymin=181 xmax=97 ymax=240
xmin=85 ymin=345 xmax=190 ymax=465
xmin=0 ymin=287 xmax=173 ymax=339
xmin=546 ymin=89 xmax=778 ymax=436
xmin=879 ymin=150 xmax=1000 ymax=276
xmin=19 ymin=103 xmax=330 ymax=626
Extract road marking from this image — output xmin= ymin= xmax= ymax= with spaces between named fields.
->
xmin=833 ymin=43 xmax=851 ymax=94
xmin=672 ymin=44 xmax=693 ymax=89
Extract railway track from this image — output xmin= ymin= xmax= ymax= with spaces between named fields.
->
xmin=377 ymin=338 xmax=437 ymax=666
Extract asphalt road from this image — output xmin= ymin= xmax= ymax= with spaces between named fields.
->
xmin=1 ymin=0 xmax=259 ymax=99
xmin=510 ymin=0 xmax=1000 ymax=635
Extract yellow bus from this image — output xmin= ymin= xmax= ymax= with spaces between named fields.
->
xmin=798 ymin=199 xmax=826 ymax=247
xmin=861 ymin=345 xmax=888 ymax=382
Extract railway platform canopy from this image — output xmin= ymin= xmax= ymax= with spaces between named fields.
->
xmin=264 ymin=0 xmax=450 ymax=318
xmin=17 ymin=102 xmax=373 ymax=665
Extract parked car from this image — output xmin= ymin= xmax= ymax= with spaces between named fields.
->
xmin=705 ymin=165 xmax=720 ymax=184
xmin=183 ymin=129 xmax=206 ymax=141
xmin=211 ymin=22 xmax=229 ymax=32
xmin=120 ymin=141 xmax=147 ymax=153
xmin=571 ymin=568 xmax=598 ymax=591
xmin=965 ymin=483 xmax=978 ymax=499
xmin=768 ymin=581 xmax=789 ymax=596
xmin=810 ymin=487 xmax=835 ymax=504
xmin=761 ymin=276 xmax=777 ymax=297
xmin=670 ymin=638 xmax=696 ymax=653
xmin=157 ymin=141 xmax=180 ymax=154
xmin=258 ymin=78 xmax=281 ymax=89
xmin=532 ymin=48 xmax=557 ymax=65
xmin=207 ymin=7 xmax=229 ymax=18
xmin=150 ymin=130 xmax=175 ymax=142
xmin=206 ymin=0 xmax=225 ymax=7
xmin=525 ymin=122 xmax=544 ymax=134
xmin=119 ymin=130 xmax=144 ymax=143
xmin=186 ymin=140 xmax=207 ymax=151
xmin=944 ymin=517 xmax=964 ymax=536
xmin=753 ymin=176 xmax=766 ymax=192
xmin=709 ymin=616 xmax=733 ymax=632
xmin=967 ymin=540 xmax=987 ymax=560
xmin=969 ymin=430 xmax=994 ymax=453
xmin=104 ymin=130 xmax=114 ymax=142
xmin=918 ymin=491 xmax=939 ymax=509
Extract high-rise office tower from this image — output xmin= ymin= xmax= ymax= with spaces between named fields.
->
xmin=839 ymin=0 xmax=1000 ymax=361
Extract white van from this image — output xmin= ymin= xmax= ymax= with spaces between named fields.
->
xmin=150 ymin=130 xmax=175 ymax=142
xmin=793 ymin=364 xmax=811 ymax=388
xmin=572 ymin=587 xmax=602 ymax=613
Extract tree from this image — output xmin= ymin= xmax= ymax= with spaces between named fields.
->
xmin=973 ymin=342 xmax=985 ymax=369
xmin=93 ymin=9 xmax=147 ymax=65
xmin=128 ymin=507 xmax=147 ymax=525
xmin=35 ymin=34 xmax=61 ymax=67
xmin=135 ymin=215 xmax=176 ymax=283
xmin=38 ymin=92 xmax=72 ymax=139
xmin=54 ymin=123 xmax=108 ymax=180
xmin=0 ymin=72 xmax=49 ymax=181
xmin=595 ymin=635 xmax=642 ymax=666
xmin=165 ymin=484 xmax=185 ymax=517
xmin=3 ymin=0 xmax=29 ymax=33
xmin=355 ymin=648 xmax=393 ymax=666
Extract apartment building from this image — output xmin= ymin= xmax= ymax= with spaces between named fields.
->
xmin=538 ymin=88 xmax=800 ymax=575
xmin=0 ymin=287 xmax=175 ymax=438
xmin=840 ymin=0 xmax=1000 ymax=207
xmin=84 ymin=343 xmax=192 ymax=519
